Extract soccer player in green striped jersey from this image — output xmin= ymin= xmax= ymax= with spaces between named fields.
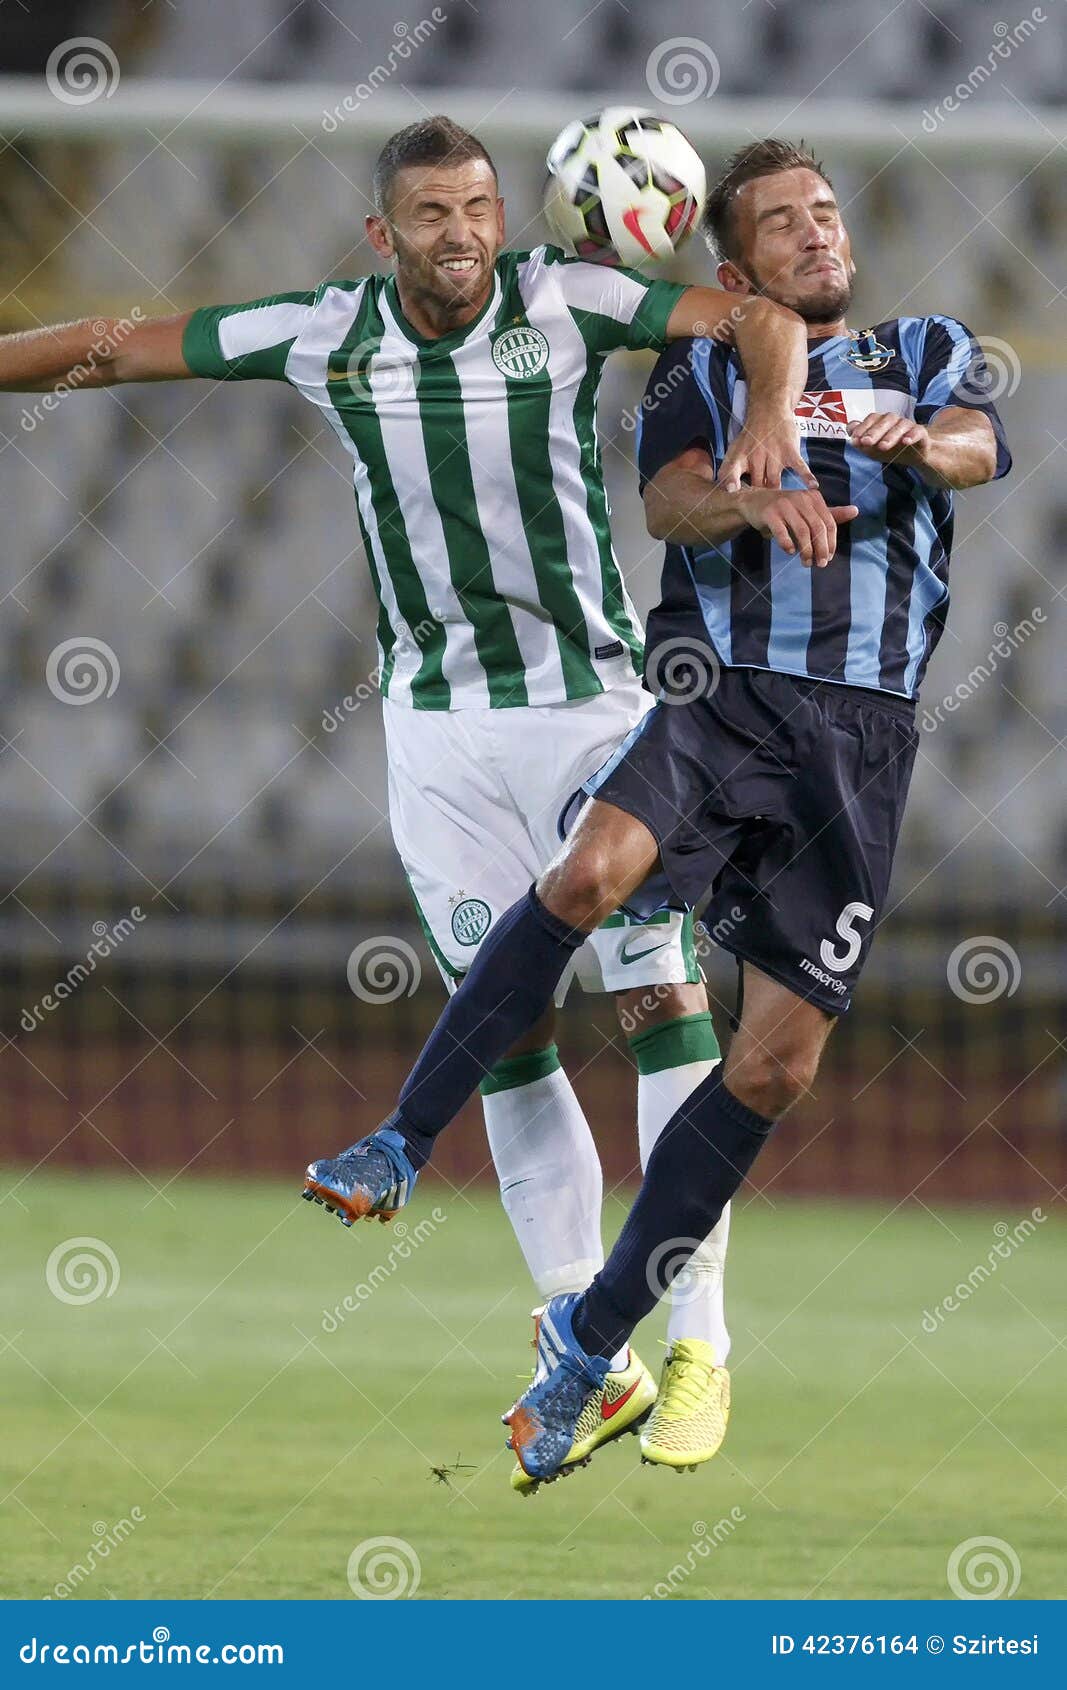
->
xmin=0 ymin=114 xmax=822 ymax=1487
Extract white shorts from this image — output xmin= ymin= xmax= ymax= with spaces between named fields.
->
xmin=382 ymin=678 xmax=700 ymax=1001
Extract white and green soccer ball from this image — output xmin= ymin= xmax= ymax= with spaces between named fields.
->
xmin=544 ymin=107 xmax=707 ymax=270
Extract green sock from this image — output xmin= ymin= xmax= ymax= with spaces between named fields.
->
xmin=627 ymin=1012 xmax=720 ymax=1076
xmin=479 ymin=1043 xmax=561 ymax=1097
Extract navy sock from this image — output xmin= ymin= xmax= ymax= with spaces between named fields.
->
xmin=573 ymin=1069 xmax=776 ymax=1358
xmin=389 ymin=887 xmax=584 ymax=1169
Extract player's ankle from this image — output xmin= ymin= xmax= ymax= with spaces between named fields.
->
xmin=572 ymin=1283 xmax=631 ymax=1361
xmin=383 ymin=1108 xmax=434 ymax=1171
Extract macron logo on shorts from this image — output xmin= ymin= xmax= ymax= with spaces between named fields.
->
xmin=798 ymin=957 xmax=848 ymax=995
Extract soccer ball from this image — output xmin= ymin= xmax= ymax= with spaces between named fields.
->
xmin=544 ymin=107 xmax=706 ymax=270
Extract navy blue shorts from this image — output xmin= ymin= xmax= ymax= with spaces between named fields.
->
xmin=583 ymin=667 xmax=919 ymax=1014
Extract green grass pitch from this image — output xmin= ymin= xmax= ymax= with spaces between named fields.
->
xmin=1 ymin=1170 xmax=1062 ymax=1600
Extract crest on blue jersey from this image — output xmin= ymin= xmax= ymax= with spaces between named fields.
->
xmin=846 ymin=328 xmax=893 ymax=372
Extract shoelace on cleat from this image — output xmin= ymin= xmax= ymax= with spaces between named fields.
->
xmin=662 ymin=1350 xmax=718 ymax=1416
xmin=331 ymin=1146 xmax=381 ymax=1180
xmin=521 ymin=1354 xmax=601 ymax=1426
xmin=331 ymin=1133 xmax=408 ymax=1200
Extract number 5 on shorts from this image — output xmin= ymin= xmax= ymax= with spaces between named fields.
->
xmin=820 ymin=902 xmax=874 ymax=974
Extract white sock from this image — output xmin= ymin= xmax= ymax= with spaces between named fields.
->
xmin=482 ymin=1065 xmax=605 ymax=1301
xmin=483 ymin=1068 xmax=628 ymax=1374
xmin=637 ymin=1060 xmax=732 ymax=1362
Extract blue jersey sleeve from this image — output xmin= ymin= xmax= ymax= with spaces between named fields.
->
xmin=635 ymin=338 xmax=727 ymax=493
xmin=913 ymin=315 xmax=1012 ymax=480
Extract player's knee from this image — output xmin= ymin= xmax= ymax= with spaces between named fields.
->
xmin=538 ymin=847 xmax=617 ymax=933
xmin=728 ymin=1038 xmax=822 ymax=1120
xmin=614 ymin=979 xmax=707 ymax=1030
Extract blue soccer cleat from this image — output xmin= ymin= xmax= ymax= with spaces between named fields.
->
xmin=502 ymin=1292 xmax=613 ymax=1483
xmin=302 ymin=1126 xmax=416 ymax=1228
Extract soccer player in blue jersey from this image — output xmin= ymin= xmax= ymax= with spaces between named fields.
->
xmin=0 ymin=116 xmax=818 ymax=1491
xmin=306 ymin=140 xmax=1011 ymax=1483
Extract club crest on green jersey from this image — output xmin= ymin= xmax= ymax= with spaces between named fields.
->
xmin=451 ymin=897 xmax=492 ymax=946
xmin=491 ymin=325 xmax=550 ymax=380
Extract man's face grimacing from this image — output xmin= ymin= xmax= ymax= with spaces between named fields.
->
xmin=719 ymin=167 xmax=855 ymax=325
xmin=367 ymin=159 xmax=504 ymax=319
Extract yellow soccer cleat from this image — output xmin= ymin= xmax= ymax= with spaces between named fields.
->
xmin=639 ymin=1339 xmax=731 ymax=1471
xmin=510 ymin=1310 xmax=657 ymax=1496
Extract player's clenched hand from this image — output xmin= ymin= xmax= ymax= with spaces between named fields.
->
xmin=718 ymin=409 xmax=818 ymax=493
xmin=847 ymin=413 xmax=929 ymax=466
xmin=737 ymin=488 xmax=859 ymax=569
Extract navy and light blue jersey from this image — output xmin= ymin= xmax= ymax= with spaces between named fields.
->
xmin=636 ymin=316 xmax=1012 ymax=700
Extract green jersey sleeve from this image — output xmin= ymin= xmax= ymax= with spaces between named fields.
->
xmin=543 ymin=247 xmax=686 ymax=355
xmin=182 ymin=289 xmax=321 ymax=381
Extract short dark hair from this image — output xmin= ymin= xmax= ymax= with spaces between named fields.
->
xmin=704 ymin=139 xmax=832 ymax=262
xmin=373 ymin=116 xmax=497 ymax=215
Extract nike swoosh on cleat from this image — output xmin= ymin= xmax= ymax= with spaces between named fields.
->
xmin=601 ymin=1378 xmax=642 ymax=1420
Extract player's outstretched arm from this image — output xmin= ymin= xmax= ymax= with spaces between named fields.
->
xmin=0 ymin=311 xmax=195 ymax=393
xmin=644 ymin=445 xmax=857 ymax=569
xmin=847 ymin=406 xmax=998 ymax=490
xmin=664 ymin=287 xmax=814 ymax=492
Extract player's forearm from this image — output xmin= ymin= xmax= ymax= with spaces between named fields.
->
xmin=911 ymin=413 xmax=998 ymax=490
xmin=668 ymin=288 xmax=807 ymax=416
xmin=644 ymin=469 xmax=748 ymax=546
xmin=0 ymin=319 xmax=126 ymax=392
xmin=728 ymin=294 xmax=808 ymax=418
xmin=0 ymin=311 xmax=193 ymax=392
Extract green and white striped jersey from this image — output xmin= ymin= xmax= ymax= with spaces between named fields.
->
xmin=182 ymin=245 xmax=686 ymax=709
